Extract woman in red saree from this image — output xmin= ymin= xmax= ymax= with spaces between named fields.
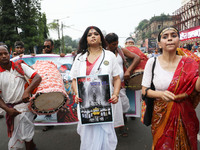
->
xmin=142 ymin=26 xmax=200 ymax=150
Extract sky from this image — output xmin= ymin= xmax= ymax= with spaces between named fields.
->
xmin=40 ymin=0 xmax=182 ymax=46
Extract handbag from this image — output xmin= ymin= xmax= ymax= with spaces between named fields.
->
xmin=141 ymin=57 xmax=156 ymax=126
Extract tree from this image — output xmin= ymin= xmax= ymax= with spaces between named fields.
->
xmin=149 ymin=13 xmax=171 ymax=24
xmin=0 ymin=0 xmax=19 ymax=49
xmin=13 ymin=0 xmax=45 ymax=53
xmin=35 ymin=13 xmax=49 ymax=54
xmin=63 ymin=35 xmax=78 ymax=53
xmin=48 ymin=19 xmax=61 ymax=53
xmin=38 ymin=13 xmax=49 ymax=43
xmin=135 ymin=19 xmax=149 ymax=31
xmin=53 ymin=39 xmax=61 ymax=54
xmin=0 ymin=0 xmax=49 ymax=54
xmin=48 ymin=19 xmax=60 ymax=39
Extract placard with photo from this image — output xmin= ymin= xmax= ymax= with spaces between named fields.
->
xmin=77 ymin=74 xmax=113 ymax=125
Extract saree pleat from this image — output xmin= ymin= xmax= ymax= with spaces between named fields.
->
xmin=152 ymin=56 xmax=199 ymax=150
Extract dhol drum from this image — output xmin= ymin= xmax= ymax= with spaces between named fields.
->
xmin=124 ymin=58 xmax=144 ymax=90
xmin=126 ymin=69 xmax=143 ymax=90
xmin=29 ymin=60 xmax=68 ymax=115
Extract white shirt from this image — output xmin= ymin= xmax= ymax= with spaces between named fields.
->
xmin=69 ymin=49 xmax=120 ymax=150
xmin=0 ymin=62 xmax=36 ymax=104
xmin=116 ymin=53 xmax=124 ymax=81
xmin=142 ymin=57 xmax=174 ymax=91
xmin=70 ymin=49 xmax=121 ymax=91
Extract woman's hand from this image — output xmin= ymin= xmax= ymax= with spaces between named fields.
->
xmin=160 ymin=90 xmax=175 ymax=102
xmin=108 ymin=95 xmax=118 ymax=104
xmin=75 ymin=95 xmax=82 ymax=104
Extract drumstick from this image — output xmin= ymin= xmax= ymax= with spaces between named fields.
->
xmin=174 ymin=93 xmax=188 ymax=100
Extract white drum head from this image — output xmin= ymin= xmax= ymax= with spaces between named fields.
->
xmin=35 ymin=92 xmax=65 ymax=111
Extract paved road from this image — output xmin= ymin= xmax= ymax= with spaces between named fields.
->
xmin=1 ymin=105 xmax=200 ymax=150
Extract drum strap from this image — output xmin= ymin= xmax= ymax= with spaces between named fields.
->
xmin=13 ymin=60 xmax=37 ymax=94
xmin=14 ymin=60 xmax=27 ymax=76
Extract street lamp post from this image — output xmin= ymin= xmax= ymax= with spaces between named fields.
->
xmin=56 ymin=19 xmax=62 ymax=53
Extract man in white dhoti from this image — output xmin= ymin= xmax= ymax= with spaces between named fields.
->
xmin=0 ymin=45 xmax=42 ymax=150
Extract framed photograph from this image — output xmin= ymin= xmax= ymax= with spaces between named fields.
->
xmin=76 ymin=74 xmax=113 ymax=125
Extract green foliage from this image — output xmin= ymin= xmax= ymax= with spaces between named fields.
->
xmin=38 ymin=13 xmax=49 ymax=43
xmin=63 ymin=35 xmax=78 ymax=54
xmin=135 ymin=19 xmax=149 ymax=31
xmin=135 ymin=13 xmax=171 ymax=42
xmin=0 ymin=0 xmax=49 ymax=53
xmin=53 ymin=39 xmax=61 ymax=54
xmin=149 ymin=13 xmax=171 ymax=24
xmin=66 ymin=46 xmax=73 ymax=53
xmin=48 ymin=20 xmax=59 ymax=31
xmin=146 ymin=31 xmax=152 ymax=39
xmin=0 ymin=0 xmax=19 ymax=48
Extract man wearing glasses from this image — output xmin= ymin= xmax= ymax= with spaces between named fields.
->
xmin=43 ymin=39 xmax=54 ymax=54
xmin=43 ymin=39 xmax=65 ymax=57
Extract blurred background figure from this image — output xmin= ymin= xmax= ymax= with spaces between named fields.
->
xmin=152 ymin=48 xmax=160 ymax=57
xmin=105 ymin=32 xmax=140 ymax=137
xmin=191 ymin=45 xmax=197 ymax=53
xmin=194 ymin=46 xmax=200 ymax=57
xmin=14 ymin=41 xmax=25 ymax=57
xmin=147 ymin=50 xmax=153 ymax=58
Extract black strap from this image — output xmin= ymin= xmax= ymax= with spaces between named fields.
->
xmin=143 ymin=57 xmax=157 ymax=98
xmin=151 ymin=57 xmax=156 ymax=84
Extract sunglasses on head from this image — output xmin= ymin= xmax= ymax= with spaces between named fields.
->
xmin=43 ymin=45 xmax=50 ymax=49
xmin=0 ymin=45 xmax=8 ymax=49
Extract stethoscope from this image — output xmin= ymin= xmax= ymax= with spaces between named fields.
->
xmin=78 ymin=49 xmax=105 ymax=73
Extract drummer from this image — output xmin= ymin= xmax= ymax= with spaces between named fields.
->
xmin=0 ymin=45 xmax=42 ymax=150
xmin=125 ymin=37 xmax=148 ymax=70
xmin=105 ymin=33 xmax=140 ymax=137
xmin=124 ymin=37 xmax=148 ymax=120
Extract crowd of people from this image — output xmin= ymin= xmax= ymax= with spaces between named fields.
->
xmin=0 ymin=25 xmax=200 ymax=150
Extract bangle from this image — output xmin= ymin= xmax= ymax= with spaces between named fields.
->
xmin=142 ymin=87 xmax=151 ymax=99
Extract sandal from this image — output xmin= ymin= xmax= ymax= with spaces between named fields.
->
xmin=42 ymin=126 xmax=54 ymax=132
xmin=119 ymin=127 xmax=128 ymax=137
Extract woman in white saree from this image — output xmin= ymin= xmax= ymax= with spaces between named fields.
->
xmin=70 ymin=26 xmax=121 ymax=150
